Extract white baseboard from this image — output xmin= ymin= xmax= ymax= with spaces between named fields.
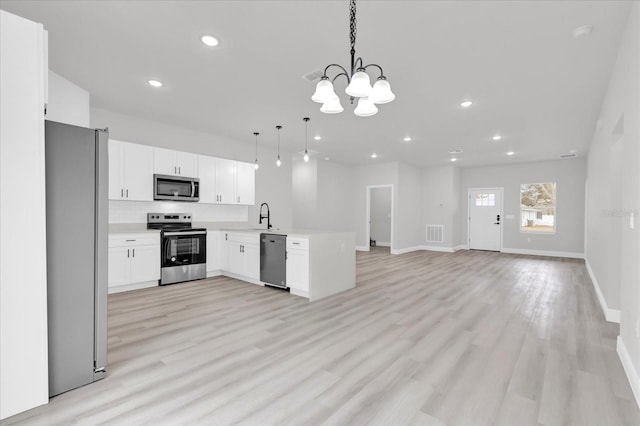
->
xmin=501 ymin=247 xmax=584 ymax=259
xmin=108 ymin=280 xmax=158 ymax=294
xmin=375 ymin=241 xmax=391 ymax=247
xmin=206 ymin=270 xmax=223 ymax=278
xmin=585 ymin=259 xmax=621 ymax=323
xmin=454 ymin=244 xmax=468 ymax=251
xmin=391 ymin=246 xmax=423 ymax=255
xmin=421 ymin=245 xmax=455 ymax=253
xmin=617 ymin=336 xmax=640 ymax=409
xmin=356 ymin=245 xmax=370 ymax=252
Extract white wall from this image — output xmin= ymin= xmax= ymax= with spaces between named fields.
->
xmin=46 ymin=70 xmax=90 ymax=127
xmin=422 ymin=166 xmax=460 ymax=249
xmin=0 ymin=10 xmax=49 ymax=420
xmin=458 ymin=159 xmax=586 ymax=256
xmin=291 ymin=157 xmax=318 ymax=230
xmin=90 ymin=107 xmax=293 ymax=228
xmin=586 ymin=1 xmax=639 ymax=404
xmin=291 ymin=157 xmax=355 ymax=232
xmin=370 ymin=187 xmax=391 ymax=244
xmin=316 ymin=159 xmax=355 ymax=232
xmin=396 ymin=162 xmax=424 ymax=250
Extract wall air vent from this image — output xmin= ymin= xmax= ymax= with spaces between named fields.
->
xmin=560 ymin=153 xmax=578 ymax=159
xmin=448 ymin=149 xmax=463 ymax=154
xmin=426 ymin=225 xmax=444 ymax=243
xmin=301 ymin=69 xmax=324 ymax=83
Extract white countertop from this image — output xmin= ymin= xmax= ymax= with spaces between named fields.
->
xmin=109 ymin=222 xmax=354 ymax=238
xmin=109 ymin=223 xmax=160 ymax=235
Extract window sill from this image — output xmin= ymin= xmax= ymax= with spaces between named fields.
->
xmin=520 ymin=230 xmax=556 ymax=235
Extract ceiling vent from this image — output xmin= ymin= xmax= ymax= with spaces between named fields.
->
xmin=301 ymin=69 xmax=324 ymax=83
xmin=560 ymin=153 xmax=578 ymax=159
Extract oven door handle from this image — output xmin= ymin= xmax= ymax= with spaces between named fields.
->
xmin=191 ymin=181 xmax=195 ymax=198
xmin=163 ymin=230 xmax=207 ymax=236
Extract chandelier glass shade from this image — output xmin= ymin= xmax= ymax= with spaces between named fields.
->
xmin=311 ymin=0 xmax=395 ymax=117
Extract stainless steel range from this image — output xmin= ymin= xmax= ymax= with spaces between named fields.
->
xmin=147 ymin=213 xmax=206 ymax=285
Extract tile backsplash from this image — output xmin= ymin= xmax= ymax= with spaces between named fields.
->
xmin=109 ymin=200 xmax=248 ymax=223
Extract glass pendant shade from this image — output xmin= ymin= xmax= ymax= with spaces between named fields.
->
xmin=303 ymin=150 xmax=310 ymax=163
xmin=254 ymin=160 xmax=259 ymax=170
xmin=345 ymin=69 xmax=372 ymax=98
xmin=276 ymin=156 xmax=281 ymax=167
xmin=320 ymin=96 xmax=344 ymax=114
xmin=370 ymin=78 xmax=395 ymax=104
xmin=311 ymin=78 xmax=336 ymax=103
xmin=354 ymin=97 xmax=378 ymax=117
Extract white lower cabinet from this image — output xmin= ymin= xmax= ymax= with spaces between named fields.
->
xmin=206 ymin=230 xmax=223 ymax=273
xmin=225 ymin=232 xmax=259 ymax=280
xmin=286 ymin=237 xmax=309 ymax=294
xmin=108 ymin=233 xmax=160 ymax=292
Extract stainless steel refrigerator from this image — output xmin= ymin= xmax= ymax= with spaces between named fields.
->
xmin=45 ymin=120 xmax=108 ymax=397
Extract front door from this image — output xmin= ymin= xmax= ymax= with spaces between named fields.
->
xmin=469 ymin=188 xmax=502 ymax=251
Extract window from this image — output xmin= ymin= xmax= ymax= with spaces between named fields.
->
xmin=520 ymin=182 xmax=556 ymax=233
xmin=475 ymin=193 xmax=495 ymax=207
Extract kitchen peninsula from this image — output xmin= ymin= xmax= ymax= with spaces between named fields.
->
xmin=109 ymin=223 xmax=356 ymax=302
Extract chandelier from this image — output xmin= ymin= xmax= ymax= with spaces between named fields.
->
xmin=311 ymin=0 xmax=395 ymax=117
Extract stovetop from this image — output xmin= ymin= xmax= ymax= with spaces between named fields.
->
xmin=147 ymin=212 xmax=204 ymax=232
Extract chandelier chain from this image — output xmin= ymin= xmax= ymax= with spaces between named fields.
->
xmin=349 ymin=0 xmax=357 ymax=53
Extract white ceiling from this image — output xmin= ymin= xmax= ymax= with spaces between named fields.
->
xmin=1 ymin=0 xmax=632 ymax=167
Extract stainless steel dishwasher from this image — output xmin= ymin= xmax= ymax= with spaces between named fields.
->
xmin=260 ymin=233 xmax=287 ymax=289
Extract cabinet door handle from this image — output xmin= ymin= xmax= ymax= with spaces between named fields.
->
xmin=174 ymin=166 xmax=177 ymax=174
xmin=125 ymin=239 xmax=136 ymax=242
xmin=127 ymin=249 xmax=130 ymax=258
xmin=126 ymin=189 xmax=129 ymax=198
xmin=179 ymin=166 xmax=181 ymax=175
xmin=121 ymin=189 xmax=124 ymax=198
xmin=132 ymin=248 xmax=135 ymax=258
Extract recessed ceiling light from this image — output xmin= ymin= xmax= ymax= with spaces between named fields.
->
xmin=201 ymin=35 xmax=219 ymax=46
xmin=314 ymin=136 xmax=321 ymax=141
xmin=460 ymin=100 xmax=473 ymax=108
xmin=371 ymin=153 xmax=377 ymax=158
xmin=507 ymin=151 xmax=515 ymax=156
xmin=403 ymin=137 xmax=412 ymax=142
xmin=450 ymin=158 xmax=457 ymax=162
xmin=573 ymin=25 xmax=594 ymax=39
xmin=324 ymin=157 xmax=330 ymax=161
xmin=492 ymin=135 xmax=502 ymax=141
xmin=148 ymin=80 xmax=163 ymax=88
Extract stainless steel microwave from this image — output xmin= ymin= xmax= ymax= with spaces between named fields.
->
xmin=153 ymin=174 xmax=199 ymax=202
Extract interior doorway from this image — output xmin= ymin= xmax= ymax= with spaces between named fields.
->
xmin=366 ymin=185 xmax=394 ymax=253
xmin=468 ymin=187 xmax=503 ymax=251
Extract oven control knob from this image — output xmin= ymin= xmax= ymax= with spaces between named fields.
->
xmin=171 ymin=256 xmax=176 ymax=262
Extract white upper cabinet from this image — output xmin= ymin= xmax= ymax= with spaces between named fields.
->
xmin=109 ymin=140 xmax=153 ymax=201
xmin=215 ymin=157 xmax=236 ymax=204
xmin=197 ymin=156 xmax=255 ymax=205
xmin=154 ymin=147 xmax=198 ymax=177
xmin=235 ymin=161 xmax=255 ymax=205
xmin=198 ymin=155 xmax=217 ymax=204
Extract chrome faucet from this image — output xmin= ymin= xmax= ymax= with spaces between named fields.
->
xmin=259 ymin=202 xmax=272 ymax=229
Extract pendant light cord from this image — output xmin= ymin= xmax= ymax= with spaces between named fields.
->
xmin=303 ymin=117 xmax=310 ymax=152
xmin=253 ymin=132 xmax=259 ymax=161
xmin=276 ymin=125 xmax=282 ymax=156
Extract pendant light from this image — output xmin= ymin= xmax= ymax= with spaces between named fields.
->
xmin=253 ymin=132 xmax=259 ymax=170
xmin=303 ymin=117 xmax=310 ymax=163
xmin=311 ymin=0 xmax=395 ymax=116
xmin=275 ymin=125 xmax=282 ymax=167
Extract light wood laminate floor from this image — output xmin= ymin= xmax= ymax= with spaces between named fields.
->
xmin=4 ymin=248 xmax=639 ymax=425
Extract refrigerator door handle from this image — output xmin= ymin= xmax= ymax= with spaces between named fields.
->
xmin=93 ymin=127 xmax=109 ymax=378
